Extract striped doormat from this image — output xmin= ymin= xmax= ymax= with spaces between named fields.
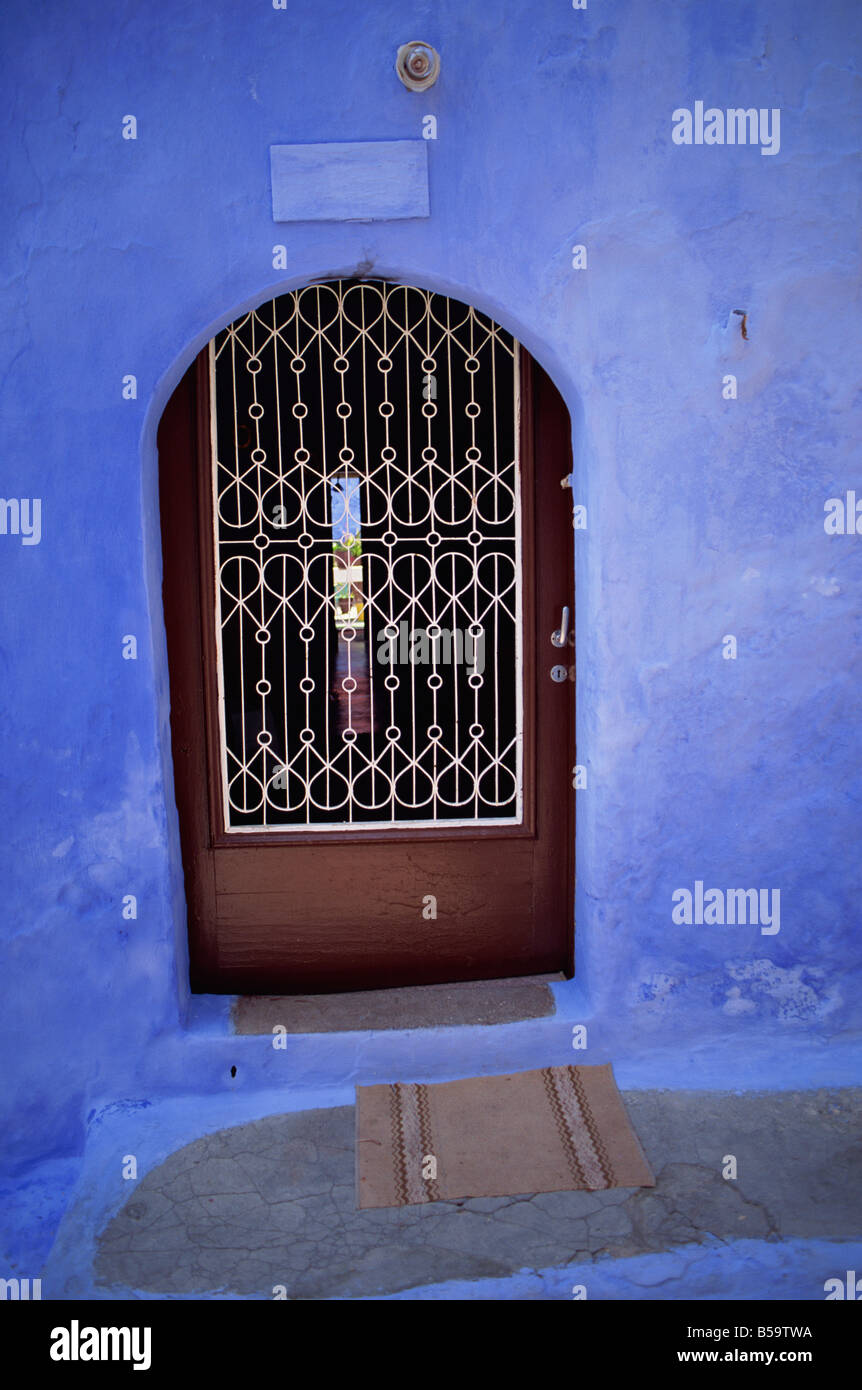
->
xmin=356 ymin=1063 xmax=654 ymax=1209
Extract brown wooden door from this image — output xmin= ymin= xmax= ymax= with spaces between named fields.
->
xmin=159 ymin=281 xmax=574 ymax=993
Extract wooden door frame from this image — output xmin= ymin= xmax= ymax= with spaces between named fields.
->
xmin=158 ymin=328 xmax=575 ymax=993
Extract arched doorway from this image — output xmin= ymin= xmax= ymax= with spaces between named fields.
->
xmin=158 ymin=279 xmax=574 ymax=992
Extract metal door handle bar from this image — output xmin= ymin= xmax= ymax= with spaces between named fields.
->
xmin=551 ymin=606 xmax=570 ymax=647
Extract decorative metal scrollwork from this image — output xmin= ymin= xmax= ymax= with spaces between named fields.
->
xmin=211 ymin=279 xmax=522 ymax=829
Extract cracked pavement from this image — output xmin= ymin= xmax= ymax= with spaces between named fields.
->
xmin=95 ymin=1087 xmax=862 ymax=1298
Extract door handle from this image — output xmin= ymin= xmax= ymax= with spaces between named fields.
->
xmin=551 ymin=606 xmax=570 ymax=648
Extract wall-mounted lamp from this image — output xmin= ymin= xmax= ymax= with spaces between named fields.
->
xmin=396 ymin=41 xmax=440 ymax=92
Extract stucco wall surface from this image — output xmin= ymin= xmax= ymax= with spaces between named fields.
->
xmin=1 ymin=0 xmax=860 ymax=1243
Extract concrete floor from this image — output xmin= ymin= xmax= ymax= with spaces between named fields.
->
xmin=92 ymin=1086 xmax=862 ymax=1300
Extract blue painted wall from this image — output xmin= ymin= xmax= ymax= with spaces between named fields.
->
xmin=2 ymin=0 xmax=860 ymax=1216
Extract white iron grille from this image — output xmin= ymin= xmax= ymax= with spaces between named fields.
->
xmin=210 ymin=280 xmax=523 ymax=831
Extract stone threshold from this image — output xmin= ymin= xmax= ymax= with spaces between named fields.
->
xmin=232 ymin=973 xmax=563 ymax=1035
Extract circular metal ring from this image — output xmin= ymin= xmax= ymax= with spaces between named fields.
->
xmin=395 ymin=41 xmax=440 ymax=92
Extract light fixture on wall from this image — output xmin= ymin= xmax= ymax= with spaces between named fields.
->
xmin=396 ymin=41 xmax=440 ymax=91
